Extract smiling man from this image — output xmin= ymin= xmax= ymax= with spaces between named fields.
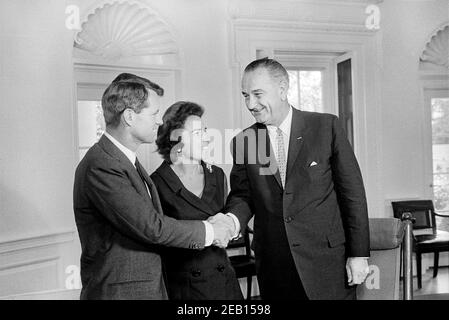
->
xmin=218 ymin=57 xmax=370 ymax=300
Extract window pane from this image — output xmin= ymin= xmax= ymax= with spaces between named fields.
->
xmin=77 ymin=101 xmax=105 ymax=160
xmin=432 ymin=98 xmax=449 ymax=214
xmin=299 ymin=71 xmax=322 ymax=112
xmin=287 ymin=70 xmax=299 ymax=109
xmin=287 ymin=69 xmax=323 ymax=112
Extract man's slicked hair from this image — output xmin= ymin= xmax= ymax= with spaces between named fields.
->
xmin=101 ymin=73 xmax=164 ymax=128
xmin=112 ymin=73 xmax=164 ymax=97
xmin=244 ymin=57 xmax=289 ymax=86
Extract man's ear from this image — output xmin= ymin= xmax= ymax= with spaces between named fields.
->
xmin=122 ymin=108 xmax=133 ymax=127
xmin=279 ymin=79 xmax=289 ymax=101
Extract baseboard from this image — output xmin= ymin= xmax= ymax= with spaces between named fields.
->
xmin=1 ymin=288 xmax=81 ymax=300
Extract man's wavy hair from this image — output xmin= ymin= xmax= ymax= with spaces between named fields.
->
xmin=101 ymin=73 xmax=164 ymax=128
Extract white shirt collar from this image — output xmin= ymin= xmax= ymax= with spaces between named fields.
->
xmin=267 ymin=106 xmax=293 ymax=136
xmin=103 ymin=132 xmax=137 ymax=167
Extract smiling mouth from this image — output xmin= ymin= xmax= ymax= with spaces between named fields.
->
xmin=251 ymin=107 xmax=265 ymax=114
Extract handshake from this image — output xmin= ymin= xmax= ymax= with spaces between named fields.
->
xmin=207 ymin=213 xmax=238 ymax=248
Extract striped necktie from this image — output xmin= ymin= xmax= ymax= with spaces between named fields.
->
xmin=276 ymin=127 xmax=287 ymax=187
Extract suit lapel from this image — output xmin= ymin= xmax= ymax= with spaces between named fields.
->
xmin=200 ymin=163 xmax=218 ymax=211
xmin=156 ymin=161 xmax=215 ymax=216
xmin=286 ymin=109 xmax=307 ymax=179
xmin=98 ymin=135 xmax=153 ymax=203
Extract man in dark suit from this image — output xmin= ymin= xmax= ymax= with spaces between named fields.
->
xmin=73 ymin=74 xmax=232 ymax=300
xmin=212 ymin=58 xmax=370 ymax=300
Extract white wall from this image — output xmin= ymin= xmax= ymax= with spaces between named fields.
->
xmin=156 ymin=0 xmax=234 ymax=174
xmin=0 ymin=0 xmax=76 ymax=241
xmin=380 ymin=0 xmax=449 ymax=210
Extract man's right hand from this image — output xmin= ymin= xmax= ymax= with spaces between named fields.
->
xmin=209 ymin=213 xmax=235 ymax=248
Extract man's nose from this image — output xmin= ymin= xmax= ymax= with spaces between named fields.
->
xmin=247 ymin=96 xmax=258 ymax=110
xmin=202 ymin=131 xmax=211 ymax=143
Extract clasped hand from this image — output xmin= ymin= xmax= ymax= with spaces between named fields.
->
xmin=208 ymin=213 xmax=236 ymax=248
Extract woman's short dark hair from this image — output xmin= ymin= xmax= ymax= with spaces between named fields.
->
xmin=156 ymin=101 xmax=204 ymax=163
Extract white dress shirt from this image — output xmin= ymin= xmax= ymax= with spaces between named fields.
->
xmin=266 ymin=106 xmax=293 ymax=163
xmin=104 ymin=132 xmax=137 ymax=167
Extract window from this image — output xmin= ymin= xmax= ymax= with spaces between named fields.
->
xmin=287 ymin=60 xmax=354 ymax=147
xmin=77 ymin=101 xmax=105 ymax=161
xmin=287 ymin=70 xmax=323 ymax=112
xmin=432 ymin=97 xmax=449 ymax=214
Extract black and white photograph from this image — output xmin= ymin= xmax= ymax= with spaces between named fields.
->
xmin=0 ymin=0 xmax=448 ymax=305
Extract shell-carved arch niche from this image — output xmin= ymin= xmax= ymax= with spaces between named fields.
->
xmin=420 ymin=24 xmax=449 ymax=69
xmin=74 ymin=1 xmax=179 ymax=65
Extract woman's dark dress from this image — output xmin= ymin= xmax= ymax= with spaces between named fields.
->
xmin=151 ymin=161 xmax=243 ymax=300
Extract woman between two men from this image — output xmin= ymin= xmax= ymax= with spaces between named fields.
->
xmin=150 ymin=101 xmax=244 ymax=300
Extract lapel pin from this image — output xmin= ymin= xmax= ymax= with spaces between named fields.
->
xmin=297 ymin=136 xmax=303 ymax=140
xmin=206 ymin=163 xmax=213 ymax=173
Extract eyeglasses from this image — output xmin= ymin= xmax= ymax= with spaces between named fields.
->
xmin=191 ymin=127 xmax=208 ymax=136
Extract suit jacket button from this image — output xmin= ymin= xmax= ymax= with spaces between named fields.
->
xmin=285 ymin=216 xmax=293 ymax=223
xmin=217 ymin=264 xmax=225 ymax=272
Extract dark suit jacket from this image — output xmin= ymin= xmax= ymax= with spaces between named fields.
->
xmin=151 ymin=161 xmax=243 ymax=300
xmin=73 ymin=135 xmax=206 ymax=300
xmin=225 ymin=109 xmax=370 ymax=300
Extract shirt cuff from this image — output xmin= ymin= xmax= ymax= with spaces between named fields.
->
xmin=203 ymin=221 xmax=214 ymax=246
xmin=226 ymin=213 xmax=241 ymax=239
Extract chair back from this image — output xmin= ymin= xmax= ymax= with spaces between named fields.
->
xmin=227 ymin=227 xmax=252 ymax=256
xmin=357 ymin=218 xmax=404 ymax=300
xmin=392 ymin=200 xmax=436 ymax=236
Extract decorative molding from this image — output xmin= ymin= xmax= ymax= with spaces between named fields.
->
xmin=73 ymin=61 xmax=179 ymax=75
xmin=74 ymin=1 xmax=178 ymax=60
xmin=0 ymin=256 xmax=59 ymax=272
xmin=0 ymin=230 xmax=75 ymax=255
xmin=231 ymin=19 xmax=378 ymax=35
xmin=1 ymin=288 xmax=81 ymax=300
xmin=420 ymin=23 xmax=449 ymax=68
xmin=419 ymin=71 xmax=449 ymax=82
xmin=0 ymin=256 xmax=61 ymax=298
xmin=229 ymin=0 xmax=383 ymax=28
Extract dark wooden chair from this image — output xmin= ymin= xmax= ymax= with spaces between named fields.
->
xmin=392 ymin=200 xmax=449 ymax=289
xmin=227 ymin=227 xmax=256 ymax=300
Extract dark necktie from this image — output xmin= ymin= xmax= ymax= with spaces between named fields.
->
xmin=135 ymin=158 xmax=151 ymax=198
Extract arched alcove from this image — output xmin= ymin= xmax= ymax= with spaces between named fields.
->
xmin=73 ymin=0 xmax=180 ymax=67
xmin=420 ymin=23 xmax=449 ymax=71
